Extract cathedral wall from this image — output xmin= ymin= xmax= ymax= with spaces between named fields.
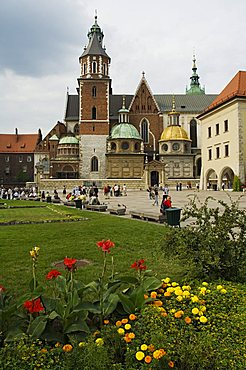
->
xmin=79 ymin=134 xmax=107 ymax=178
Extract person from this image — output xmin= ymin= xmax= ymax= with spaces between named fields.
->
xmin=153 ymin=186 xmax=159 ymax=206
xmin=122 ymin=184 xmax=127 ymax=196
xmin=222 ymin=182 xmax=225 ymax=191
xmin=196 ymin=183 xmax=199 ymax=191
xmin=176 ymin=183 xmax=179 ymax=191
xmin=63 ymin=185 xmax=66 ymax=195
xmin=160 ymin=195 xmax=172 ymax=213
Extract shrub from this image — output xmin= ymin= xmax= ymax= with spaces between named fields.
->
xmin=161 ymin=195 xmax=246 ymax=282
xmin=233 ymin=175 xmax=242 ymax=191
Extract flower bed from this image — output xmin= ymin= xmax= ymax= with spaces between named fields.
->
xmin=0 ymin=240 xmax=245 ymax=369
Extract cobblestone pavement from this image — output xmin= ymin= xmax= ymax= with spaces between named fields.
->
xmin=57 ymin=188 xmax=246 ymax=227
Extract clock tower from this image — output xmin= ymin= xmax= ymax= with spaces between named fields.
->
xmin=78 ymin=15 xmax=111 ymax=178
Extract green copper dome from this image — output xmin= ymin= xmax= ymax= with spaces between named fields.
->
xmin=59 ymin=136 xmax=79 ymax=145
xmin=110 ymin=123 xmax=141 ymax=140
xmin=49 ymin=134 xmax=59 ymax=141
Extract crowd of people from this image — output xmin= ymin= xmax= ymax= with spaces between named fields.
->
xmin=0 ymin=185 xmax=40 ymax=200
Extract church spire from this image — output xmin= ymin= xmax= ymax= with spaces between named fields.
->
xmin=186 ymin=54 xmax=205 ymax=95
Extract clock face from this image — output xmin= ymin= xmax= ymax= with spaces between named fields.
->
xmin=162 ymin=144 xmax=168 ymax=151
xmin=172 ymin=143 xmax=180 ymax=151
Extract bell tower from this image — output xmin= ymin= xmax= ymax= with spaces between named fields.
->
xmin=78 ymin=14 xmax=111 ymax=178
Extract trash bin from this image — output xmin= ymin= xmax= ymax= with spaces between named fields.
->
xmin=165 ymin=207 xmax=182 ymax=227
xmin=46 ymin=196 xmax=52 ymax=203
xmin=75 ymin=199 xmax=82 ymax=209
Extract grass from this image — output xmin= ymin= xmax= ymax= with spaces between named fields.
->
xmin=0 ymin=201 xmax=184 ymax=296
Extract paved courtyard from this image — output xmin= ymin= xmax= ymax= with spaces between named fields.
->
xmin=58 ymin=187 xmax=246 ymax=227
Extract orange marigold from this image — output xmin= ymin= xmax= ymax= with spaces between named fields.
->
xmin=145 ymin=355 xmax=152 ymax=364
xmin=62 ymin=344 xmax=73 ymax=352
xmin=148 ymin=344 xmax=155 ymax=352
xmin=168 ymin=360 xmax=175 ymax=368
xmin=122 ymin=318 xmax=128 ymax=324
xmin=153 ymin=300 xmax=163 ymax=307
xmin=185 ymin=316 xmax=192 ymax=324
xmin=104 ymin=319 xmax=109 ymax=324
xmin=159 ymin=348 xmax=166 ymax=356
xmin=150 ymin=292 xmax=157 ymax=299
xmin=116 ymin=320 xmax=122 ymax=327
xmin=144 ymin=294 xmax=149 ymax=299
xmin=164 ymin=291 xmax=171 ymax=297
xmin=128 ymin=332 xmax=135 ymax=339
xmin=129 ymin=314 xmax=137 ymax=321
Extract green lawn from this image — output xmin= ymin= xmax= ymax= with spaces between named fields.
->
xmin=0 ymin=202 xmax=182 ymax=295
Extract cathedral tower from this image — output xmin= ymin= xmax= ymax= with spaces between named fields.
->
xmin=78 ymin=15 xmax=111 ymax=179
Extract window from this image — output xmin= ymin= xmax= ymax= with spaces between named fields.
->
xmin=5 ymin=167 xmax=10 ymax=175
xmin=92 ymin=86 xmax=97 ymax=97
xmin=216 ymin=123 xmax=220 ymax=135
xmin=224 ymin=120 xmax=229 ymax=132
xmin=121 ymin=141 xmax=129 ymax=150
xmin=190 ymin=119 xmax=197 ymax=147
xmin=172 ymin=143 xmax=180 ymax=151
xmin=5 ymin=156 xmax=9 ymax=162
xmin=140 ymin=119 xmax=149 ymax=143
xmin=134 ymin=142 xmax=140 ymax=151
xmin=91 ymin=156 xmax=98 ymax=172
xmin=111 ymin=142 xmax=116 ymax=151
xmin=208 ymin=127 xmax=211 ymax=138
xmin=74 ymin=124 xmax=79 ymax=135
xmin=208 ymin=148 xmax=212 ymax=160
xmin=27 ymin=156 xmax=32 ymax=162
xmin=19 ymin=155 xmax=23 ymax=162
xmin=216 ymin=147 xmax=220 ymax=159
xmin=103 ymin=63 xmax=106 ymax=75
xmin=225 ymin=144 xmax=229 ymax=157
xmin=162 ymin=144 xmax=168 ymax=151
xmin=92 ymin=61 xmax=97 ymax=73
xmin=83 ymin=63 xmax=87 ymax=75
xmin=23 ymin=166 xmax=27 ymax=173
xmin=92 ymin=106 xmax=97 ymax=120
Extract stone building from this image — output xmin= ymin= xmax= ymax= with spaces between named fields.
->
xmin=34 ymin=15 xmax=218 ymax=189
xmin=198 ymin=71 xmax=246 ymax=190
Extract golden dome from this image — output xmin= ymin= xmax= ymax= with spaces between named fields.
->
xmin=160 ymin=125 xmax=190 ymax=141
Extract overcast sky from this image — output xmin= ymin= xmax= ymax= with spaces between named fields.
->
xmin=0 ymin=0 xmax=245 ymax=136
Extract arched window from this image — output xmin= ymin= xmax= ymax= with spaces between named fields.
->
xmin=91 ymin=156 xmax=98 ymax=172
xmin=92 ymin=106 xmax=97 ymax=120
xmin=74 ymin=124 xmax=79 ymax=135
xmin=103 ymin=63 xmax=107 ymax=75
xmin=190 ymin=119 xmax=197 ymax=148
xmin=92 ymin=86 xmax=97 ymax=97
xmin=83 ymin=63 xmax=87 ymax=75
xmin=92 ymin=62 xmax=97 ymax=74
xmin=140 ymin=119 xmax=149 ymax=143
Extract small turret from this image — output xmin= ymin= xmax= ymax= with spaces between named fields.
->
xmin=186 ymin=54 xmax=205 ymax=95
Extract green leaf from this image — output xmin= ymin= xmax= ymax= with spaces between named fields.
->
xmin=118 ymin=293 xmax=135 ymax=314
xmin=103 ymin=293 xmax=119 ymax=316
xmin=27 ymin=316 xmax=47 ymax=339
xmin=65 ymin=321 xmax=90 ymax=334
xmin=117 ymin=276 xmax=138 ymax=285
xmin=142 ymin=276 xmax=162 ymax=291
xmin=74 ymin=301 xmax=100 ymax=314
xmin=48 ymin=311 xmax=60 ymax=320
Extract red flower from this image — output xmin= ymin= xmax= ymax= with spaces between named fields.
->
xmin=131 ymin=259 xmax=147 ymax=271
xmin=97 ymin=239 xmax=115 ymax=253
xmin=23 ymin=298 xmax=44 ymax=314
xmin=46 ymin=269 xmax=62 ymax=280
xmin=63 ymin=257 xmax=77 ymax=270
xmin=0 ymin=285 xmax=6 ymax=293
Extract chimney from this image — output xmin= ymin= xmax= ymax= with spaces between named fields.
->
xmin=15 ymin=128 xmax=18 ymax=142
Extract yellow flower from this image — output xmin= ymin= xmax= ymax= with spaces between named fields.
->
xmin=217 ymin=285 xmax=223 ymax=290
xmin=30 ymin=250 xmax=36 ymax=258
xmin=192 ymin=307 xmax=199 ymax=315
xmin=167 ymin=287 xmax=175 ymax=293
xmin=171 ymin=282 xmax=178 ymax=287
xmin=40 ymin=348 xmax=48 ymax=353
xmin=200 ymin=306 xmax=206 ymax=312
xmin=104 ymin=319 xmax=109 ymax=324
xmin=174 ymin=289 xmax=183 ymax=296
xmin=183 ymin=290 xmax=190 ymax=297
xmin=140 ymin=344 xmax=148 ymax=351
xmin=116 ymin=320 xmax=122 ymax=327
xmin=136 ymin=351 xmax=145 ymax=361
xmin=95 ymin=338 xmax=104 ymax=346
xmin=176 ymin=295 xmax=183 ymax=302
xmin=128 ymin=332 xmax=135 ymax=339
xmin=124 ymin=323 xmax=131 ymax=330
xmin=162 ymin=277 xmax=171 ymax=283
xmin=220 ymin=289 xmax=227 ymax=294
xmin=200 ymin=316 xmax=208 ymax=324
xmin=202 ymin=282 xmax=208 ymax=286
xmin=78 ymin=342 xmax=86 ymax=347
xmin=191 ymin=295 xmax=199 ymax=303
xmin=117 ymin=328 xmax=125 ymax=335
xmin=153 ymin=350 xmax=163 ymax=359
xmin=62 ymin=344 xmax=73 ymax=352
xmin=55 ymin=342 xmax=61 ymax=348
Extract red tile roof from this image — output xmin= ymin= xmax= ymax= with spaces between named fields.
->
xmin=0 ymin=134 xmax=39 ymax=153
xmin=199 ymin=71 xmax=246 ymax=116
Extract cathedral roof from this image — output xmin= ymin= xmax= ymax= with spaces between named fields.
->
xmin=160 ymin=126 xmax=190 ymax=141
xmin=64 ymin=94 xmax=217 ymax=121
xmin=110 ymin=123 xmax=141 ymax=140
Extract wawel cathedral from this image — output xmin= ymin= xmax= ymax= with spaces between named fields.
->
xmin=35 ymin=16 xmax=217 ymax=188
